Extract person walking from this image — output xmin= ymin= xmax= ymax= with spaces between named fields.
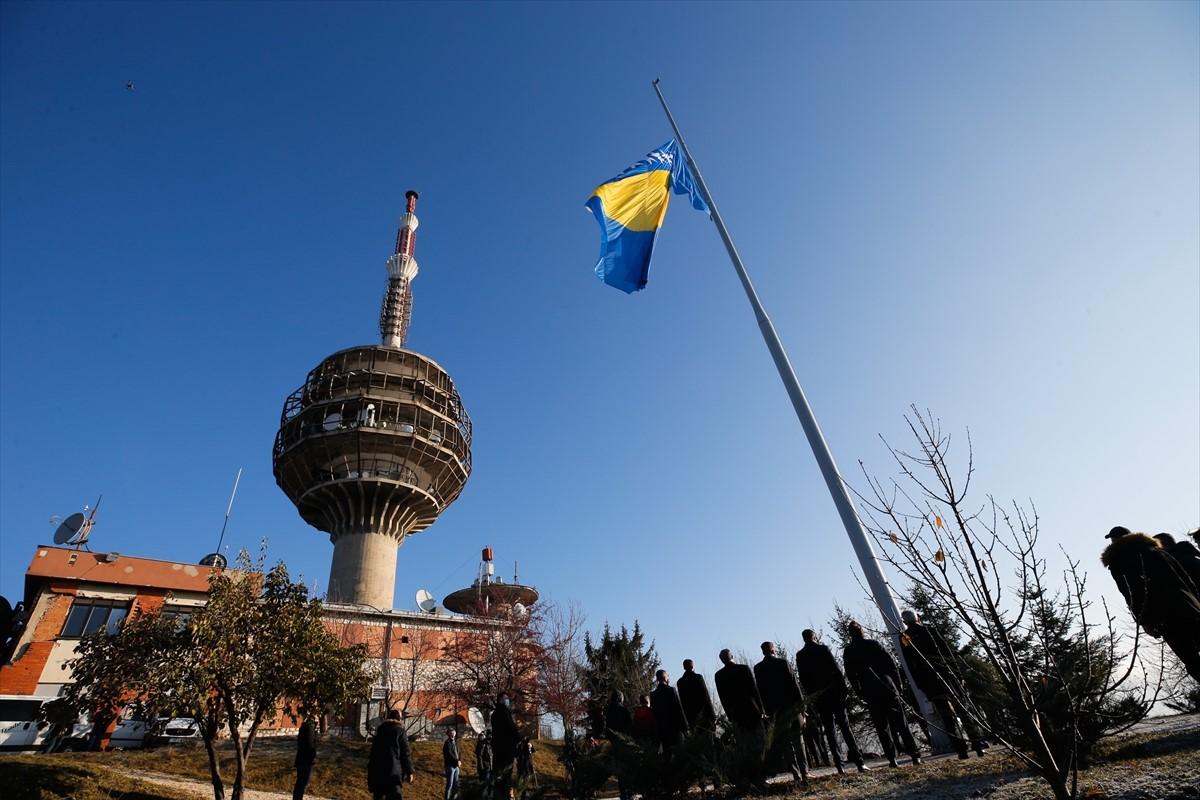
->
xmin=490 ymin=692 xmax=519 ymax=800
xmin=368 ymin=709 xmax=414 ymax=800
xmin=842 ymin=621 xmax=920 ymax=768
xmin=898 ymin=610 xmax=986 ymax=759
xmin=754 ymin=642 xmax=809 ymax=785
xmin=293 ymin=715 xmax=318 ymax=800
xmin=474 ymin=731 xmax=493 ymax=800
xmin=442 ymin=728 xmax=461 ymax=800
xmin=650 ymin=669 xmax=690 ymax=758
xmin=1104 ymin=526 xmax=1200 ymax=681
xmin=795 ymin=629 xmax=866 ymax=774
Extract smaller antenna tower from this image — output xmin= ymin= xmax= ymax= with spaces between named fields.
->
xmin=379 ymin=191 xmax=420 ymax=347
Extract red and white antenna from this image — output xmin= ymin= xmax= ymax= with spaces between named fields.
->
xmin=379 ymin=190 xmax=420 ymax=347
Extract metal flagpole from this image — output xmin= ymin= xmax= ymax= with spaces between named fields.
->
xmin=651 ymin=79 xmax=946 ymax=748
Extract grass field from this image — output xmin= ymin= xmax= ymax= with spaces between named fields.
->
xmin=1 ymin=717 xmax=1196 ymax=800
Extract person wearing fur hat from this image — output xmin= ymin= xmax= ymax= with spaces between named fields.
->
xmin=1102 ymin=526 xmax=1200 ymax=681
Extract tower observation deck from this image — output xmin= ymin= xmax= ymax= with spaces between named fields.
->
xmin=273 ymin=192 xmax=472 ymax=608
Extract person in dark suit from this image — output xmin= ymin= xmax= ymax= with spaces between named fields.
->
xmin=490 ymin=692 xmax=520 ymax=800
xmin=899 ymin=610 xmax=985 ymax=759
xmin=754 ymin=642 xmax=808 ymax=784
xmin=474 ymin=731 xmax=493 ymax=800
xmin=714 ymin=649 xmax=764 ymax=733
xmin=368 ymin=709 xmax=414 ymax=800
xmin=796 ymin=629 xmax=866 ymax=774
xmin=677 ymin=659 xmax=716 ymax=732
xmin=293 ymin=715 xmax=318 ymax=800
xmin=650 ymin=669 xmax=690 ymax=757
xmin=842 ymin=621 xmax=920 ymax=768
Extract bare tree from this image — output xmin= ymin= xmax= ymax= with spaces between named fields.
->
xmin=854 ymin=408 xmax=1160 ymax=800
xmin=537 ymin=602 xmax=588 ymax=733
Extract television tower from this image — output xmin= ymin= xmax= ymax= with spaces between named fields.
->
xmin=273 ymin=192 xmax=472 ymax=608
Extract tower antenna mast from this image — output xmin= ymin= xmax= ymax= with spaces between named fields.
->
xmin=380 ymin=191 xmax=421 ymax=347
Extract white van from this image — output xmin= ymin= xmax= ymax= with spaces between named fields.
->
xmin=0 ymin=695 xmax=148 ymax=751
xmin=0 ymin=696 xmax=51 ymax=751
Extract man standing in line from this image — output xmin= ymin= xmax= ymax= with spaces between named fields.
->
xmin=604 ymin=691 xmax=634 ymax=800
xmin=442 ymin=728 xmax=461 ymax=800
xmin=368 ymin=709 xmax=414 ymax=800
xmin=677 ymin=659 xmax=716 ymax=732
xmin=795 ymin=629 xmax=867 ymax=774
xmin=899 ymin=610 xmax=987 ymax=759
xmin=650 ymin=669 xmax=690 ymax=759
xmin=842 ymin=621 xmax=920 ymax=768
xmin=293 ymin=713 xmax=318 ymax=800
xmin=715 ymin=649 xmax=767 ymax=789
xmin=753 ymin=642 xmax=809 ymax=785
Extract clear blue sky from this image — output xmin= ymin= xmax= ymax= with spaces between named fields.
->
xmin=2 ymin=1 xmax=1197 ymax=678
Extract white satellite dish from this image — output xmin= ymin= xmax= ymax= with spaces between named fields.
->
xmin=467 ymin=707 xmax=486 ymax=734
xmin=511 ymin=602 xmax=528 ymax=619
xmin=415 ymin=589 xmax=436 ymax=613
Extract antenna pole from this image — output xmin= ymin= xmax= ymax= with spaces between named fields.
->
xmin=216 ymin=468 xmax=242 ymax=554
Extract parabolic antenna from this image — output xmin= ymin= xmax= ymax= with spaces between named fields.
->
xmin=199 ymin=553 xmax=228 ymax=569
xmin=53 ymin=513 xmax=88 ymax=545
xmin=415 ymin=589 xmax=436 ymax=613
xmin=467 ymin=707 xmax=486 ymax=734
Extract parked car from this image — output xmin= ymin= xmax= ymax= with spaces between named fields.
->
xmin=150 ymin=717 xmax=202 ymax=745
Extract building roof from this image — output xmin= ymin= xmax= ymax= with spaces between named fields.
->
xmin=23 ymin=546 xmax=218 ymax=604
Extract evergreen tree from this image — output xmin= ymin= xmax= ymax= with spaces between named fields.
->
xmin=580 ymin=622 xmax=659 ymax=732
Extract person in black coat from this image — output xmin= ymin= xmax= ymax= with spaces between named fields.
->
xmin=842 ymin=621 xmax=920 ymax=767
xmin=293 ymin=716 xmax=318 ymax=800
xmin=795 ymin=630 xmax=865 ymax=774
xmin=753 ymin=642 xmax=808 ymax=784
xmin=603 ymin=691 xmax=634 ymax=800
xmin=490 ymin=693 xmax=520 ymax=800
xmin=714 ymin=649 xmax=764 ymax=733
xmin=650 ymin=669 xmax=690 ymax=755
xmin=899 ymin=611 xmax=985 ymax=759
xmin=677 ymin=659 xmax=716 ymax=732
xmin=1104 ymin=527 xmax=1200 ymax=681
xmin=474 ymin=732 xmax=493 ymax=800
xmin=368 ymin=709 xmax=414 ymax=800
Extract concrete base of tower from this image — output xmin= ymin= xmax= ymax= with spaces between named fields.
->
xmin=327 ymin=532 xmax=399 ymax=609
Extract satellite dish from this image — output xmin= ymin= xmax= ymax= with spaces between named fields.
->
xmin=54 ymin=513 xmax=87 ymax=545
xmin=199 ymin=553 xmax=228 ymax=569
xmin=322 ymin=412 xmax=342 ymax=432
xmin=511 ymin=602 xmax=528 ymax=619
xmin=415 ymin=589 xmax=436 ymax=613
xmin=467 ymin=707 xmax=486 ymax=734
xmin=51 ymin=496 xmax=102 ymax=547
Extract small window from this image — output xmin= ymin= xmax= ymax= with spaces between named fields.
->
xmin=60 ymin=599 xmax=131 ymax=638
xmin=160 ymin=605 xmax=194 ymax=630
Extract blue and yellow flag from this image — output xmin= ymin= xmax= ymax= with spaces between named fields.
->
xmin=586 ymin=140 xmax=708 ymax=293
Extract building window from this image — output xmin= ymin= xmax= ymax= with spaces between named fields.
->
xmin=160 ymin=604 xmax=195 ymax=630
xmin=60 ymin=598 xmax=130 ymax=638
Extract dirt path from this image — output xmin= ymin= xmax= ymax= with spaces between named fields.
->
xmin=119 ymin=769 xmax=331 ymax=800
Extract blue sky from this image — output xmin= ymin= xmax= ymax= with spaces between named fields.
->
xmin=2 ymin=1 xmax=1197 ymax=678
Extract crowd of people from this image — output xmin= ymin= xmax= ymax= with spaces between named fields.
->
xmin=297 ymin=524 xmax=1200 ymax=800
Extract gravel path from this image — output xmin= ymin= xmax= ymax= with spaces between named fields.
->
xmin=121 ymin=770 xmax=331 ymax=800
